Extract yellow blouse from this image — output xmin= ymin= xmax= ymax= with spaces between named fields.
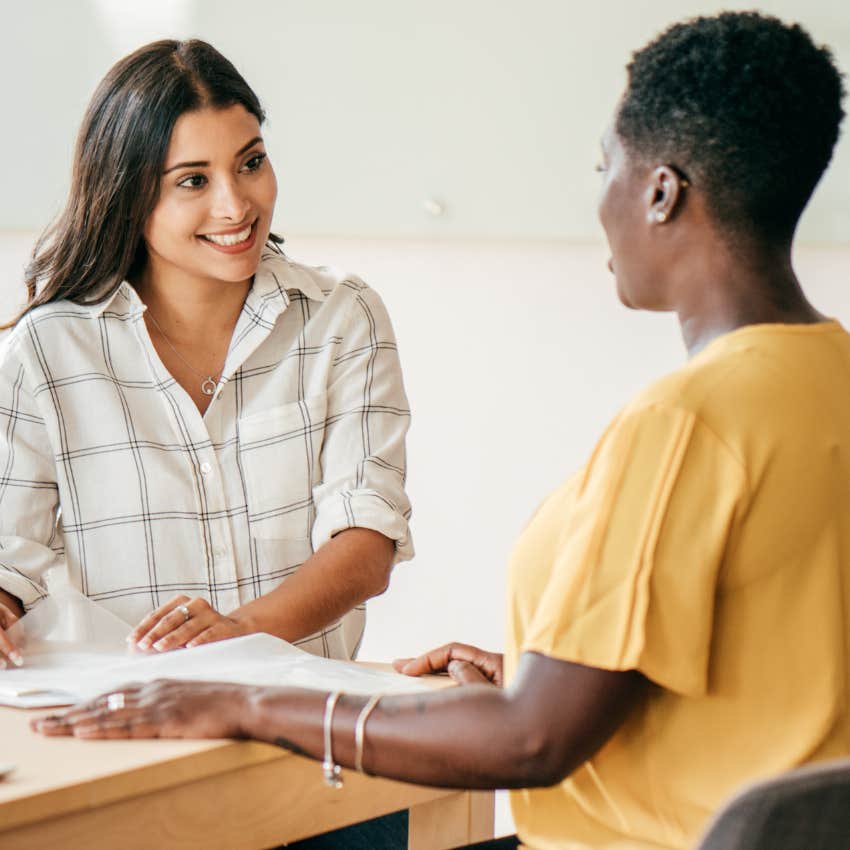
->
xmin=506 ymin=321 xmax=850 ymax=850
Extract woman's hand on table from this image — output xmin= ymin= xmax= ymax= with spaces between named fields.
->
xmin=31 ymin=679 xmax=251 ymax=740
xmin=128 ymin=595 xmax=254 ymax=653
xmin=0 ymin=590 xmax=25 ymax=668
xmin=393 ymin=642 xmax=504 ymax=687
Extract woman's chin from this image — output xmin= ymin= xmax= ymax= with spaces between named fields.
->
xmin=615 ymin=282 xmax=637 ymax=310
xmin=196 ymin=251 xmax=264 ymax=284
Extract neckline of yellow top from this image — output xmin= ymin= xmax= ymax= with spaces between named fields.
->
xmin=694 ymin=317 xmax=843 ymax=361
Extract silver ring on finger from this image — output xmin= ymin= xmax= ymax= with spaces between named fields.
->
xmin=176 ymin=603 xmax=191 ymax=624
xmin=106 ymin=692 xmax=125 ymax=712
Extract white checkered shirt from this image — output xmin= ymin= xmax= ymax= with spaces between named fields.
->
xmin=0 ymin=251 xmax=413 ymax=659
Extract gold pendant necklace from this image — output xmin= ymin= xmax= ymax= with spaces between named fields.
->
xmin=145 ymin=311 xmax=221 ymax=396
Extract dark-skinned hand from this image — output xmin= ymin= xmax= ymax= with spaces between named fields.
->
xmin=393 ymin=642 xmax=504 ymax=687
xmin=31 ymin=679 xmax=251 ymax=740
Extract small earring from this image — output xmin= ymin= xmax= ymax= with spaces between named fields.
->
xmin=654 ymin=210 xmax=668 ymax=223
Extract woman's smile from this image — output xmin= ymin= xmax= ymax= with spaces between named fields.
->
xmin=197 ymin=219 xmax=258 ymax=254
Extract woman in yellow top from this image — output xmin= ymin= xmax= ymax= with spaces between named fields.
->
xmin=34 ymin=11 xmax=849 ymax=850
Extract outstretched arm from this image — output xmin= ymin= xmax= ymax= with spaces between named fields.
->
xmin=34 ymin=651 xmax=645 ymax=790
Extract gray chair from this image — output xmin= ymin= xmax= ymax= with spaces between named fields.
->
xmin=695 ymin=758 xmax=850 ymax=849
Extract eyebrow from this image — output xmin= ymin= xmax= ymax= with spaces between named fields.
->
xmin=162 ymin=136 xmax=264 ymax=175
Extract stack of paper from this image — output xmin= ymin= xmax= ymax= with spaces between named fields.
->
xmin=0 ymin=588 xmax=429 ymax=708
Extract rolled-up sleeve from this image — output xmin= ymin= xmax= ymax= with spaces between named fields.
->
xmin=0 ymin=342 xmax=63 ymax=608
xmin=311 ymin=282 xmax=413 ymax=562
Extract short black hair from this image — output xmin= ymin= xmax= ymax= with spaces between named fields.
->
xmin=617 ymin=11 xmax=845 ymax=243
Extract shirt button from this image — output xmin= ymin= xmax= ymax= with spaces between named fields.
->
xmin=214 ymin=546 xmax=227 ymax=558
xmin=200 ymin=461 xmax=212 ymax=476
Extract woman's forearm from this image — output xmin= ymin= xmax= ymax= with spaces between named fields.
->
xmin=228 ymin=528 xmax=395 ymax=644
xmin=242 ymin=683 xmax=553 ymax=790
xmin=240 ymin=654 xmax=644 ymax=790
xmin=34 ymin=653 xmax=642 ymax=791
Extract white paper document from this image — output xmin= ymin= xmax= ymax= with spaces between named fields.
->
xmin=0 ymin=586 xmax=429 ymax=708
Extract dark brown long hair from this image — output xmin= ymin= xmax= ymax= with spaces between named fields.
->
xmin=4 ymin=39 xmax=280 ymax=329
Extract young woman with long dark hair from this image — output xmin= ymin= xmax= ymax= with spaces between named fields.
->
xmin=0 ymin=40 xmax=412 ymax=667
xmin=34 ymin=12 xmax=850 ymax=850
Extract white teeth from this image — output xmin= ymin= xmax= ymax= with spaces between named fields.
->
xmin=202 ymin=224 xmax=252 ymax=246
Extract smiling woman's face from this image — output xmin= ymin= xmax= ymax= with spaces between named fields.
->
xmin=142 ymin=103 xmax=277 ymax=287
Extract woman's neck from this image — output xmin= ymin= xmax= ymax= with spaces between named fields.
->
xmin=674 ymin=240 xmax=827 ymax=357
xmin=134 ymin=263 xmax=251 ymax=342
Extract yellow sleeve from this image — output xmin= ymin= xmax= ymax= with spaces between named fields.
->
xmin=522 ymin=403 xmax=747 ymax=697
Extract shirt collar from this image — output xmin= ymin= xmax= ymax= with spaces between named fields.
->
xmin=251 ymin=250 xmax=327 ymax=307
xmin=87 ymin=282 xmax=142 ymax=319
xmin=82 ymin=250 xmax=325 ymax=320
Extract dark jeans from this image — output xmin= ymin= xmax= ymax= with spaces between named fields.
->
xmin=457 ymin=837 xmax=521 ymax=850
xmin=282 ymin=810 xmax=520 ymax=849
xmin=283 ymin=810 xmax=407 ymax=850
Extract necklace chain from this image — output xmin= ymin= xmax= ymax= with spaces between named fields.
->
xmin=145 ymin=310 xmax=222 ymax=396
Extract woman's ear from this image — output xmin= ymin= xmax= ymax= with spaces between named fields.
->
xmin=645 ymin=166 xmax=688 ymax=225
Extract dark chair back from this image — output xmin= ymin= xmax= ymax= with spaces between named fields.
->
xmin=695 ymin=758 xmax=850 ymax=849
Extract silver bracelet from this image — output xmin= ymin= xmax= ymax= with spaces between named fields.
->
xmin=354 ymin=694 xmax=382 ymax=774
xmin=322 ymin=691 xmax=344 ymax=789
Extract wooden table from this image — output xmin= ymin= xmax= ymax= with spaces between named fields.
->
xmin=0 ymin=685 xmax=494 ymax=850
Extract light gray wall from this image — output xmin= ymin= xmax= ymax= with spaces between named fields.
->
xmin=2 ymin=0 xmax=849 ymax=242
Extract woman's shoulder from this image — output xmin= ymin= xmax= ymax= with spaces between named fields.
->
xmin=622 ymin=324 xmax=832 ymax=447
xmin=29 ymin=299 xmax=100 ymax=325
xmin=0 ymin=292 xmax=125 ymax=376
xmin=628 ymin=353 xmax=737 ymax=413
xmin=1 ymin=300 xmax=80 ymax=350
xmin=622 ymin=349 xmax=756 ymax=436
xmin=7 ymin=292 xmax=121 ymax=339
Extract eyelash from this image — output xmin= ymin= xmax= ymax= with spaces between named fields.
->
xmin=176 ymin=152 xmax=268 ymax=191
xmin=177 ymin=174 xmax=207 ymax=190
xmin=594 ymin=163 xmax=606 ymax=173
xmin=243 ymin=152 xmax=267 ymax=173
